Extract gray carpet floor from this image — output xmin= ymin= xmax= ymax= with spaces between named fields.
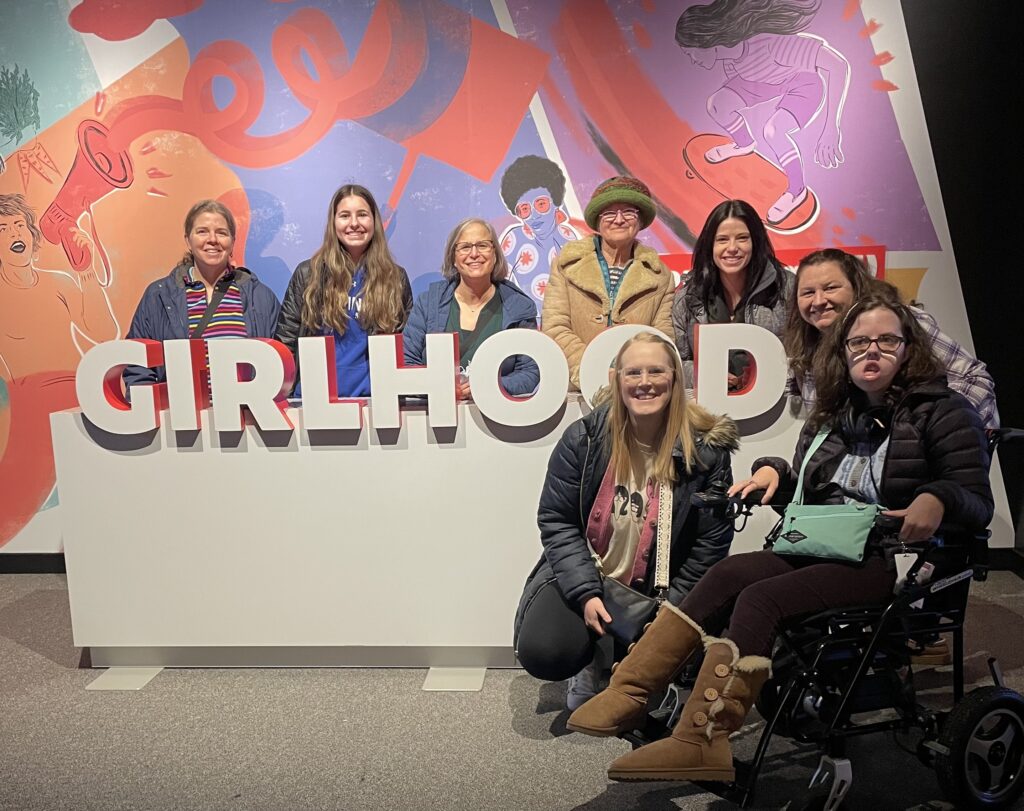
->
xmin=1 ymin=572 xmax=1022 ymax=811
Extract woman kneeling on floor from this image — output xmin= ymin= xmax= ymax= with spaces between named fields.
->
xmin=567 ymin=293 xmax=994 ymax=782
xmin=514 ymin=332 xmax=738 ymax=710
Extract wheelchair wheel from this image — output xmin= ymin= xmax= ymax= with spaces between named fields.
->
xmin=934 ymin=685 xmax=1024 ymax=809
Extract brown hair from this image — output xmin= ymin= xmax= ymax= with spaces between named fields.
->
xmin=440 ymin=218 xmax=510 ymax=283
xmin=302 ymin=184 xmax=407 ymax=335
xmin=809 ymin=292 xmax=942 ymax=430
xmin=181 ymin=199 xmax=236 ymax=268
xmin=605 ymin=332 xmax=720 ymax=482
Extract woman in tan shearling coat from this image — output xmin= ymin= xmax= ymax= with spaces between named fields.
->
xmin=542 ymin=177 xmax=675 ymax=390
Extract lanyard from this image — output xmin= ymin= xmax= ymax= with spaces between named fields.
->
xmin=594 ymin=237 xmax=631 ymax=324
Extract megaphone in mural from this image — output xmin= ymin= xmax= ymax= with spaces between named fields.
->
xmin=41 ymin=119 xmax=133 ymax=271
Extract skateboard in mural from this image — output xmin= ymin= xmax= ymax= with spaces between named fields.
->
xmin=683 ymin=133 xmax=819 ymax=235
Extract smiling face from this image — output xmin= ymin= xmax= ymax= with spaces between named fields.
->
xmin=185 ymin=211 xmax=234 ymax=277
xmin=616 ymin=341 xmax=675 ymax=424
xmin=334 ymin=194 xmax=374 ymax=260
xmin=0 ymin=214 xmax=34 ymax=269
xmin=797 ymin=261 xmax=856 ymax=331
xmin=845 ymin=307 xmax=906 ymax=403
xmin=597 ymin=203 xmax=641 ymax=250
xmin=712 ymin=217 xmax=752 ymax=279
xmin=453 ymin=221 xmax=496 ymax=284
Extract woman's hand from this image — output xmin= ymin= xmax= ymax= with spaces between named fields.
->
xmin=883 ymin=493 xmax=945 ymax=542
xmin=728 ymin=466 xmax=780 ymax=504
xmin=456 ymin=380 xmax=473 ymax=401
xmin=582 ymin=596 xmax=611 ymax=636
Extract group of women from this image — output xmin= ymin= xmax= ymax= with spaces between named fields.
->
xmin=124 ymin=177 xmax=998 ymax=787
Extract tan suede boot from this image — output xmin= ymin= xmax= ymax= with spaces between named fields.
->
xmin=567 ymin=604 xmax=703 ymax=737
xmin=607 ymin=638 xmax=772 ymax=782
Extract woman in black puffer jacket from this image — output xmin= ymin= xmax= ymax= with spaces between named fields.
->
xmin=514 ymin=332 xmax=738 ymax=710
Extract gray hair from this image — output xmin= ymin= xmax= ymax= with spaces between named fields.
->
xmin=440 ymin=217 xmax=509 ymax=283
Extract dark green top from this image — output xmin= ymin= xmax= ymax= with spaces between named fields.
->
xmin=446 ymin=292 xmax=503 ymax=367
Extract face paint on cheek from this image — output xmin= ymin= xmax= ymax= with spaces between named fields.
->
xmin=879 ymin=350 xmax=901 ymax=363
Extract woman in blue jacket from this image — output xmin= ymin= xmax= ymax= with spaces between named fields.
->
xmin=124 ymin=199 xmax=281 ymax=392
xmin=403 ymin=217 xmax=539 ymax=398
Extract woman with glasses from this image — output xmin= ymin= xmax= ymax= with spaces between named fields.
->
xmin=402 ymin=218 xmax=539 ymax=398
xmin=786 ymin=248 xmax=999 ymax=429
xmin=515 ymin=331 xmax=738 ymax=711
xmin=568 ymin=293 xmax=992 ymax=784
xmin=542 ymin=176 xmax=675 ymax=390
xmin=498 ymin=155 xmax=580 ymax=307
xmin=275 ymin=184 xmax=412 ymax=398
xmin=672 ymin=199 xmax=793 ymax=390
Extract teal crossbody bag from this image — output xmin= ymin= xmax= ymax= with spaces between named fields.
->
xmin=772 ymin=428 xmax=882 ymax=563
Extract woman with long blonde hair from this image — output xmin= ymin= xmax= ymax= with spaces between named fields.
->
xmin=514 ymin=331 xmax=738 ymax=710
xmin=275 ymin=184 xmax=412 ymax=396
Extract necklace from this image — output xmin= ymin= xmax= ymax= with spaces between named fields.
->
xmin=455 ymin=285 xmax=495 ymax=313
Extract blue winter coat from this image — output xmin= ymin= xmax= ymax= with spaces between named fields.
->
xmin=123 ymin=265 xmax=281 ymax=391
xmin=402 ymin=279 xmax=540 ymax=395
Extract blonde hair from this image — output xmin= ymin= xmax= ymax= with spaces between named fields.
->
xmin=606 ymin=332 xmax=720 ymax=483
xmin=302 ymin=184 xmax=407 ymax=335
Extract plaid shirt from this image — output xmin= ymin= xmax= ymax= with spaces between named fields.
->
xmin=787 ymin=306 xmax=999 ymax=429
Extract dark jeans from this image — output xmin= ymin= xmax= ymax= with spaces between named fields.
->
xmin=681 ymin=550 xmax=896 ymax=657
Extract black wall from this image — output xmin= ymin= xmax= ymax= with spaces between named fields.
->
xmin=902 ymin=1 xmax=1022 ymax=539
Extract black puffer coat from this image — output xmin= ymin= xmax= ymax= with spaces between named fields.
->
xmin=755 ymin=380 xmax=993 ymax=531
xmin=535 ymin=403 xmax=739 ymax=609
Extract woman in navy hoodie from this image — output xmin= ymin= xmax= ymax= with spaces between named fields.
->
xmin=275 ymin=184 xmax=412 ymax=397
xmin=403 ymin=217 xmax=539 ymax=398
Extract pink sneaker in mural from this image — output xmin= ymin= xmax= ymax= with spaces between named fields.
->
xmin=704 ymin=142 xmax=756 ymax=164
xmin=767 ymin=188 xmax=809 ymax=225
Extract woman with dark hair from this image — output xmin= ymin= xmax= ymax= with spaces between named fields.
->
xmin=569 ymin=293 xmax=993 ymax=784
xmin=498 ymin=155 xmax=579 ymax=305
xmin=124 ymin=199 xmax=281 ymax=392
xmin=672 ymin=199 xmax=793 ymax=389
xmin=402 ymin=217 xmax=539 ymax=398
xmin=786 ymin=248 xmax=999 ymax=429
xmin=515 ymin=331 xmax=737 ymax=711
xmin=275 ymin=184 xmax=412 ymax=398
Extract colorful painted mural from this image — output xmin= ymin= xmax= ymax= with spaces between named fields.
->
xmin=0 ymin=0 xmax=951 ymax=550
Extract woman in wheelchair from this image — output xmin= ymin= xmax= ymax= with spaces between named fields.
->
xmin=514 ymin=331 xmax=738 ymax=710
xmin=566 ymin=293 xmax=994 ymax=784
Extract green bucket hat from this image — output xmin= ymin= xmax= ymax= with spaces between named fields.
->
xmin=584 ymin=176 xmax=656 ymax=231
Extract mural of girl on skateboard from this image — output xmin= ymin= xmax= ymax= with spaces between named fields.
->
xmin=676 ymin=0 xmax=850 ymax=227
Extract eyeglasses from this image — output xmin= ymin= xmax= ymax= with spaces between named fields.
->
xmin=619 ymin=366 xmax=672 ymax=384
xmin=845 ymin=334 xmax=905 ymax=353
xmin=598 ymin=207 xmax=640 ymax=224
xmin=455 ymin=240 xmax=494 ymax=256
xmin=515 ymin=195 xmax=552 ymax=219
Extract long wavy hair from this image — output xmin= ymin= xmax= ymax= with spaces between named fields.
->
xmin=784 ymin=249 xmax=885 ymax=381
xmin=302 ymin=184 xmax=407 ymax=335
xmin=684 ymin=199 xmax=786 ymax=309
xmin=809 ymin=293 xmax=942 ymax=431
xmin=0 ymin=193 xmax=42 ymax=258
xmin=676 ymin=0 xmax=820 ymax=49
xmin=605 ymin=332 xmax=721 ymax=482
xmin=180 ymin=199 xmax=236 ymax=269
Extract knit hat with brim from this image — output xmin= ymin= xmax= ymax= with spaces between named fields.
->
xmin=584 ymin=176 xmax=656 ymax=231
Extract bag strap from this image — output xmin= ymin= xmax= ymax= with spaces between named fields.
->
xmin=189 ymin=276 xmax=232 ymax=338
xmin=790 ymin=427 xmax=832 ymax=506
xmin=652 ymin=482 xmax=672 ymax=593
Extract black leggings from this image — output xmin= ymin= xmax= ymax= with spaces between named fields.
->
xmin=515 ymin=569 xmax=597 ymax=682
xmin=680 ymin=550 xmax=896 ymax=657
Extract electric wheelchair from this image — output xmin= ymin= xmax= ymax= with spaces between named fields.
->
xmin=620 ymin=428 xmax=1024 ymax=810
